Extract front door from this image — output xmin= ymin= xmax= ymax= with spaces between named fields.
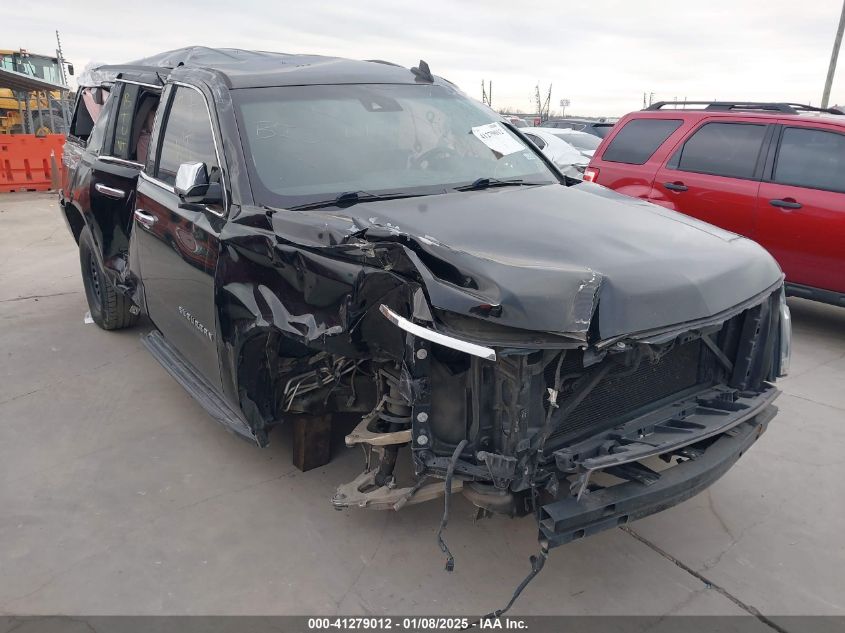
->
xmin=133 ymin=83 xmax=227 ymax=390
xmin=756 ymin=123 xmax=845 ymax=294
xmin=648 ymin=120 xmax=770 ymax=239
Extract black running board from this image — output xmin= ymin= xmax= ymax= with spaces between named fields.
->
xmin=141 ymin=330 xmax=258 ymax=445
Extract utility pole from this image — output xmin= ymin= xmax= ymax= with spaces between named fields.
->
xmin=56 ymin=30 xmax=68 ymax=86
xmin=822 ymin=0 xmax=845 ymax=109
xmin=535 ymin=83 xmax=551 ymax=122
xmin=481 ymin=80 xmax=492 ymax=108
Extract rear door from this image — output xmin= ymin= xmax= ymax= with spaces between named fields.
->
xmin=65 ymin=84 xmax=142 ymax=267
xmin=756 ymin=122 xmax=845 ymax=293
xmin=87 ymin=83 xmax=148 ymax=266
xmin=648 ymin=119 xmax=771 ymax=238
xmin=133 ymin=82 xmax=227 ymax=390
xmin=590 ymin=117 xmax=685 ymax=199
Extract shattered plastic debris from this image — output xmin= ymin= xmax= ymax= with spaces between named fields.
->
xmin=83 ymin=311 xmax=94 ymax=324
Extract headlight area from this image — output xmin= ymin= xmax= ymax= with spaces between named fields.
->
xmin=778 ymin=287 xmax=792 ymax=377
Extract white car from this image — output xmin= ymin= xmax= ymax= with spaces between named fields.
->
xmin=536 ymin=127 xmax=602 ymax=158
xmin=521 ymin=128 xmax=589 ymax=179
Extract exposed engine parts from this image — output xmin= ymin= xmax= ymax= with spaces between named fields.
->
xmin=260 ymin=288 xmax=786 ymax=545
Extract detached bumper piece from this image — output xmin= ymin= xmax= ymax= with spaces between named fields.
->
xmin=539 ymin=403 xmax=777 ymax=548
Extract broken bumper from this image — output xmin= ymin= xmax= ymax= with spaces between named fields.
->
xmin=539 ymin=402 xmax=778 ymax=548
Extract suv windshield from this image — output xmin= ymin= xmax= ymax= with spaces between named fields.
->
xmin=233 ymin=83 xmax=558 ymax=208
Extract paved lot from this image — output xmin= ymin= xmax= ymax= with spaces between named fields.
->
xmin=1 ymin=192 xmax=843 ymax=618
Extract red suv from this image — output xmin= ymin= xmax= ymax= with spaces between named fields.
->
xmin=584 ymin=102 xmax=845 ymax=307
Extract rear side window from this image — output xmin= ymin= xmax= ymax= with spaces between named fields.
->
xmin=601 ymin=118 xmax=682 ymax=165
xmin=773 ymin=127 xmax=845 ymax=193
xmin=524 ymin=133 xmax=546 ymax=149
xmin=85 ymin=91 xmax=115 ymax=155
xmin=112 ymin=83 xmax=139 ymax=160
xmin=69 ymin=87 xmax=109 ymax=141
xmin=155 ymin=86 xmax=219 ymax=186
xmin=673 ymin=122 xmax=766 ymax=179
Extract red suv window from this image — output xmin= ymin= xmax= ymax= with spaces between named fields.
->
xmin=602 ymin=118 xmax=682 ymax=165
xmin=669 ymin=122 xmax=767 ymax=180
xmin=773 ymin=127 xmax=845 ymax=193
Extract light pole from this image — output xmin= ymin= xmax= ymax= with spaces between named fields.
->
xmin=822 ymin=0 xmax=845 ymax=109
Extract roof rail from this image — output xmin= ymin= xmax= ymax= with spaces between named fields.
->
xmin=645 ymin=101 xmax=845 ymax=115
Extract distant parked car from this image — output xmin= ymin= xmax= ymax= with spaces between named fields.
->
xmin=537 ymin=127 xmax=602 ymax=158
xmin=543 ymin=117 xmax=615 ymax=138
xmin=521 ymin=128 xmax=589 ymax=179
xmin=585 ymin=100 xmax=845 ymax=307
xmin=503 ymin=115 xmax=529 ymax=128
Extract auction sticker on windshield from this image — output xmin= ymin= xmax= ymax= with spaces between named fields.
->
xmin=471 ymin=122 xmax=525 ymax=157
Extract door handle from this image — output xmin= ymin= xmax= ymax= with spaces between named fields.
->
xmin=95 ymin=183 xmax=125 ymax=199
xmin=134 ymin=209 xmax=157 ymax=229
xmin=663 ymin=182 xmax=688 ymax=192
xmin=769 ymin=198 xmax=802 ymax=210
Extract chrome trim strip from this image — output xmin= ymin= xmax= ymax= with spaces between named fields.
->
xmin=100 ymin=155 xmax=143 ymax=169
xmin=139 ymin=169 xmax=175 ymax=193
xmin=115 ymin=79 xmax=163 ymax=90
xmin=379 ymin=305 xmax=497 ymax=361
xmin=94 ymin=183 xmax=125 ymax=199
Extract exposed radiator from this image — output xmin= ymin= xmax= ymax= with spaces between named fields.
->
xmin=546 ymin=339 xmax=707 ymax=446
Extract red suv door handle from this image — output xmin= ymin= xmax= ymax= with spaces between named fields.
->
xmin=663 ymin=181 xmax=688 ymax=192
xmin=769 ymin=198 xmax=802 ymax=210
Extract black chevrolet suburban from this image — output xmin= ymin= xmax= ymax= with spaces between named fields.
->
xmin=60 ymin=46 xmax=790 ymax=578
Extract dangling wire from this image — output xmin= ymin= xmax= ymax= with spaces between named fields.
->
xmin=486 ymin=543 xmax=550 ymax=618
xmin=437 ymin=439 xmax=468 ymax=572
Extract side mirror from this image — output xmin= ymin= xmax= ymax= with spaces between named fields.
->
xmin=174 ymin=162 xmax=222 ymax=206
xmin=67 ymin=63 xmax=74 ymax=76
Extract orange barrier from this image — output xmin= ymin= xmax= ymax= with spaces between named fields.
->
xmin=0 ymin=134 xmax=65 ymax=193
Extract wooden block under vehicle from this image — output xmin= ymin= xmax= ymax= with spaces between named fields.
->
xmin=292 ymin=414 xmax=332 ymax=472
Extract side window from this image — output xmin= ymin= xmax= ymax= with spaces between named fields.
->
xmin=524 ymin=133 xmax=546 ymax=149
xmin=602 ymin=118 xmax=682 ymax=165
xmin=85 ymin=90 xmax=115 ymax=154
xmin=773 ymin=127 xmax=845 ymax=193
xmin=69 ymin=87 xmax=109 ymax=142
xmin=155 ymin=86 xmax=219 ymax=186
xmin=112 ymin=83 xmax=139 ymax=160
xmin=672 ymin=122 xmax=766 ymax=179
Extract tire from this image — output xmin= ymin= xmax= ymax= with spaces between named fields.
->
xmin=33 ymin=110 xmax=65 ymax=135
xmin=79 ymin=226 xmax=138 ymax=330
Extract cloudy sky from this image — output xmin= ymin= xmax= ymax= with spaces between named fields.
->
xmin=9 ymin=0 xmax=845 ymax=116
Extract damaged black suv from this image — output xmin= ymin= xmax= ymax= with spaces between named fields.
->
xmin=60 ymin=47 xmax=790 ymax=558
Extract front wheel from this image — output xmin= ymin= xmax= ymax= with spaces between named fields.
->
xmin=79 ymin=226 xmax=138 ymax=330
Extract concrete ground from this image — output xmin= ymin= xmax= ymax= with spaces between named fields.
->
xmin=0 ymin=191 xmax=843 ymax=618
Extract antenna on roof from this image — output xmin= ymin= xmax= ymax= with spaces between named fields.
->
xmin=411 ymin=60 xmax=434 ymax=83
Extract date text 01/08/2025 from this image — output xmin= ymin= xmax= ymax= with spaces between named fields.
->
xmin=307 ymin=617 xmax=528 ymax=630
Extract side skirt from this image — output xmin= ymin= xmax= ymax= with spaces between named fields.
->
xmin=786 ymin=282 xmax=845 ymax=308
xmin=141 ymin=330 xmax=258 ymax=444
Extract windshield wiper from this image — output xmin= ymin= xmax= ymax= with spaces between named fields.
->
xmin=453 ymin=178 xmax=548 ymax=191
xmin=287 ymin=190 xmax=428 ymax=211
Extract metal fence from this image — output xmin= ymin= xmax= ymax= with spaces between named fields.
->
xmin=11 ymin=89 xmax=74 ymax=135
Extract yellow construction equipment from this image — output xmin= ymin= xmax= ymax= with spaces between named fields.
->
xmin=0 ymin=48 xmax=73 ymax=134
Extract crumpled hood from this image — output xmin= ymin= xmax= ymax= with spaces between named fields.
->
xmin=269 ymin=182 xmax=783 ymax=341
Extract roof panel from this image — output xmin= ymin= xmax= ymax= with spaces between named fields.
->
xmin=93 ymin=46 xmax=422 ymax=89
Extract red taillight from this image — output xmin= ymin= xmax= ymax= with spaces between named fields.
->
xmin=583 ymin=167 xmax=599 ymax=183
